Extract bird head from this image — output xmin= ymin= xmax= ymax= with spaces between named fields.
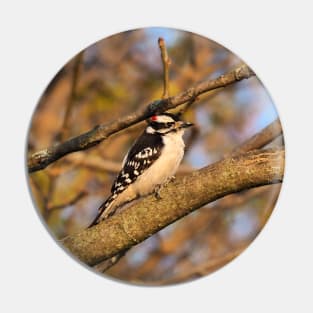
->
xmin=146 ymin=113 xmax=193 ymax=134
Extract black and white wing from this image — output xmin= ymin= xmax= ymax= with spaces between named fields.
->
xmin=111 ymin=131 xmax=164 ymax=195
xmin=89 ymin=132 xmax=163 ymax=227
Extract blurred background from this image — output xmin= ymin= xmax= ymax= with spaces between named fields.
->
xmin=27 ymin=27 xmax=283 ymax=285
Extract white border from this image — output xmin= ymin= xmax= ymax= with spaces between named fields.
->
xmin=1 ymin=1 xmax=312 ymax=312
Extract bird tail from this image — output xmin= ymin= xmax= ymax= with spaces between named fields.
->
xmin=88 ymin=194 xmax=117 ymax=228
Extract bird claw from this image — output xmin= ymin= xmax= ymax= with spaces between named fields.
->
xmin=164 ymin=175 xmax=175 ymax=187
xmin=154 ymin=185 xmax=162 ymax=200
xmin=169 ymin=175 xmax=176 ymax=183
xmin=154 ymin=176 xmax=175 ymax=200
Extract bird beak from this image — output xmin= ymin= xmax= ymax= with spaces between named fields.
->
xmin=178 ymin=121 xmax=193 ymax=128
xmin=174 ymin=121 xmax=193 ymax=129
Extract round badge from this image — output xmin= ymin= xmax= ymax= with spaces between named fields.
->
xmin=26 ymin=27 xmax=284 ymax=286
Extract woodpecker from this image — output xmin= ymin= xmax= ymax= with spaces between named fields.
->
xmin=89 ymin=113 xmax=193 ymax=227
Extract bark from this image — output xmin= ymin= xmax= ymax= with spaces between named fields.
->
xmin=62 ymin=148 xmax=284 ymax=266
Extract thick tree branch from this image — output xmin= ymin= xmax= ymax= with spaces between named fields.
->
xmin=28 ymin=63 xmax=255 ymax=173
xmin=122 ymin=186 xmax=273 ymax=281
xmin=62 ymin=148 xmax=284 ymax=266
xmin=90 ymin=117 xmax=283 ymax=272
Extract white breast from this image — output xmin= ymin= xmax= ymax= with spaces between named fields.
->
xmin=132 ymin=130 xmax=185 ymax=197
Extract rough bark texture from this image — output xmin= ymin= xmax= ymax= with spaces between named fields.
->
xmin=62 ymin=148 xmax=284 ymax=266
xmin=28 ymin=64 xmax=255 ymax=173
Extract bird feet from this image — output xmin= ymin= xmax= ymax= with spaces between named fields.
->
xmin=168 ymin=175 xmax=176 ymax=183
xmin=154 ymin=176 xmax=176 ymax=200
xmin=154 ymin=184 xmax=162 ymax=200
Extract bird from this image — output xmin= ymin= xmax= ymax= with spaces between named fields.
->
xmin=88 ymin=113 xmax=193 ymax=227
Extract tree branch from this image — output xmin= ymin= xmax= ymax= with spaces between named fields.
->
xmin=158 ymin=37 xmax=171 ymax=99
xmin=59 ymin=51 xmax=83 ymax=141
xmin=61 ymin=117 xmax=282 ymax=272
xmin=28 ymin=63 xmax=255 ymax=173
xmin=122 ymin=186 xmax=273 ymax=281
xmin=160 ymin=245 xmax=246 ymax=285
xmin=47 ymin=191 xmax=87 ymax=211
xmin=62 ymin=148 xmax=284 ymax=266
xmin=231 ymin=118 xmax=283 ymax=154
xmin=90 ymin=117 xmax=283 ymax=272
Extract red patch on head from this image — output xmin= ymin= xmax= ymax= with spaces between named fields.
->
xmin=151 ymin=115 xmax=158 ymax=121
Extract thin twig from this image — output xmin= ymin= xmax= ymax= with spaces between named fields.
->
xmin=60 ymin=51 xmax=83 ymax=141
xmin=94 ymin=250 xmax=127 ymax=273
xmin=42 ymin=173 xmax=57 ymax=219
xmin=158 ymin=37 xmax=171 ymax=99
xmin=29 ymin=176 xmax=46 ymax=209
xmin=48 ymin=191 xmax=87 ymax=211
xmin=231 ymin=118 xmax=283 ymax=155
xmin=160 ymin=245 xmax=246 ymax=285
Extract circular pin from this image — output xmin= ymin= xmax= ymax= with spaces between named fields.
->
xmin=26 ymin=27 xmax=284 ymax=286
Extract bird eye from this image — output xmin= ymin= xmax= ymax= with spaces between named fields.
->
xmin=167 ymin=122 xmax=174 ymax=127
